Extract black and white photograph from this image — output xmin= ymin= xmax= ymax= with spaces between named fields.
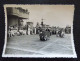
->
xmin=2 ymin=4 xmax=77 ymax=58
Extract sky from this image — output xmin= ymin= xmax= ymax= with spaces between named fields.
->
xmin=5 ymin=5 xmax=75 ymax=27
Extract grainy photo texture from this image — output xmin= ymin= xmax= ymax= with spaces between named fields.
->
xmin=2 ymin=4 xmax=77 ymax=58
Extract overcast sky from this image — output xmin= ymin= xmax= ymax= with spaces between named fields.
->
xmin=5 ymin=5 xmax=74 ymax=27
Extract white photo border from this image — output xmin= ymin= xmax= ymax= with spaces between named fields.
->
xmin=2 ymin=4 xmax=77 ymax=58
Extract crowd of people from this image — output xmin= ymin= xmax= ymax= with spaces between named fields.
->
xmin=7 ymin=25 xmax=71 ymax=38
